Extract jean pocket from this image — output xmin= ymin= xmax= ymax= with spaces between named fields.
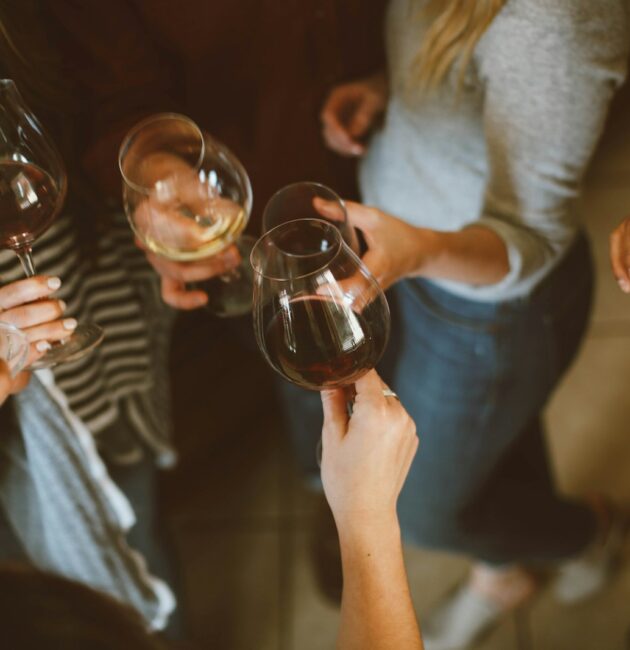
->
xmin=399 ymin=279 xmax=503 ymax=334
xmin=395 ymin=280 xmax=503 ymax=371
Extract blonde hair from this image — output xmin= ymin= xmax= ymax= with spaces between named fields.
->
xmin=414 ymin=0 xmax=506 ymax=92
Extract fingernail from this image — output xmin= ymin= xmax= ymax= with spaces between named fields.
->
xmin=59 ymin=300 xmax=67 ymax=311
xmin=36 ymin=341 xmax=51 ymax=352
xmin=618 ymin=279 xmax=630 ymax=293
xmin=47 ymin=277 xmax=62 ymax=291
xmin=63 ymin=318 xmax=78 ymax=331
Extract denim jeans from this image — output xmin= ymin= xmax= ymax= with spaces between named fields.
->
xmin=282 ymin=233 xmax=597 ymax=565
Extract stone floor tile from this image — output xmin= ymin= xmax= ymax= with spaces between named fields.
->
xmin=546 ymin=336 xmax=630 ymax=501
xmin=172 ymin=519 xmax=280 ymax=650
xmin=528 ymin=542 xmax=630 ymax=650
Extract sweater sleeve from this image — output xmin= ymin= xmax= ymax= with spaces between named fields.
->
xmin=474 ymin=0 xmax=629 ymax=292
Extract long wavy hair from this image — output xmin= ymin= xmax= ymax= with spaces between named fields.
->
xmin=414 ymin=0 xmax=506 ymax=92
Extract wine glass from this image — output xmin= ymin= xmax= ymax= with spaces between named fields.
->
xmin=250 ymin=218 xmax=390 ymax=391
xmin=0 ymin=79 xmax=104 ymax=367
xmin=263 ymin=182 xmax=360 ymax=254
xmin=0 ymin=321 xmax=28 ymax=375
xmin=119 ymin=113 xmax=254 ymax=317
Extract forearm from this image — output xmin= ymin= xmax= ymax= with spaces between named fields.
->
xmin=336 ymin=515 xmax=423 ymax=650
xmin=410 ymin=225 xmax=509 ymax=286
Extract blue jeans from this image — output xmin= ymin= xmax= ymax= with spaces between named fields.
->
xmin=282 ymin=233 xmax=597 ymax=565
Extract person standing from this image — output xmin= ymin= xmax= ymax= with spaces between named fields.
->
xmin=319 ymin=0 xmax=630 ymax=647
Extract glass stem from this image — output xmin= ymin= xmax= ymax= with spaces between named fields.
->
xmin=16 ymin=246 xmax=36 ymax=278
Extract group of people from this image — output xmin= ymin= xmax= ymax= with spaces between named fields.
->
xmin=0 ymin=0 xmax=629 ymax=648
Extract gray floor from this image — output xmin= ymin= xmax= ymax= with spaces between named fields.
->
xmin=164 ymin=83 xmax=630 ymax=650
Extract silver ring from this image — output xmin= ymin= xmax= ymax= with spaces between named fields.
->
xmin=382 ymin=388 xmax=399 ymax=401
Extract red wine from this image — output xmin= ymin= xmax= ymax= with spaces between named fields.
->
xmin=265 ymin=295 xmax=387 ymax=389
xmin=0 ymin=161 xmax=59 ymax=249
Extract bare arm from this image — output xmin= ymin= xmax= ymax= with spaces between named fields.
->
xmin=318 ymin=200 xmax=508 ymax=291
xmin=320 ymin=371 xmax=422 ymax=649
xmin=337 ymin=516 xmax=423 ymax=650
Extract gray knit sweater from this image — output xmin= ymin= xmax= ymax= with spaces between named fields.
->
xmin=360 ymin=0 xmax=629 ymax=301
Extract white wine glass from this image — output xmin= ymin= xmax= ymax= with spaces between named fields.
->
xmin=118 ymin=113 xmax=254 ymax=317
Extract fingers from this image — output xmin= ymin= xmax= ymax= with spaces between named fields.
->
xmin=312 ymin=197 xmax=346 ymax=224
xmin=354 ymin=368 xmax=388 ymax=404
xmin=23 ymin=317 xmax=77 ymax=344
xmin=343 ymin=201 xmax=380 ymax=236
xmin=0 ymin=276 xmax=62 ymax=310
xmin=1 ymin=299 xmax=66 ymax=330
xmin=322 ymin=122 xmax=365 ymax=157
xmin=25 ymin=342 xmax=48 ymax=367
xmin=321 ymin=387 xmax=349 ymax=444
xmin=145 ymin=247 xmax=240 ymax=283
xmin=161 ymin=277 xmax=208 ymax=310
xmin=321 ymin=87 xmax=366 ymax=157
xmin=610 ymin=219 xmax=630 ymax=293
xmin=348 ymin=98 xmax=380 ymax=139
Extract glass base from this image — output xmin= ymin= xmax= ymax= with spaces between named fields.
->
xmin=203 ymin=235 xmax=256 ymax=318
xmin=30 ymin=322 xmax=105 ymax=369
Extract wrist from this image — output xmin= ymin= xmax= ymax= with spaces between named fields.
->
xmin=407 ymin=227 xmax=446 ymax=279
xmin=335 ymin=509 xmax=401 ymax=547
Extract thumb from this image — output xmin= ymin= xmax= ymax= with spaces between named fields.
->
xmin=321 ymin=388 xmax=349 ymax=446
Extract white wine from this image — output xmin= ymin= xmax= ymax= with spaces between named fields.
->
xmin=132 ymin=198 xmax=247 ymax=262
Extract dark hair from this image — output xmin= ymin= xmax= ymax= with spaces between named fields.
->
xmin=0 ymin=563 xmax=169 ymax=650
xmin=0 ymin=0 xmax=115 ymax=247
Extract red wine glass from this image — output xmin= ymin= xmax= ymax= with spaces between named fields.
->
xmin=0 ymin=79 xmax=103 ymax=367
xmin=262 ymin=181 xmax=360 ymax=254
xmin=250 ymin=218 xmax=390 ymax=391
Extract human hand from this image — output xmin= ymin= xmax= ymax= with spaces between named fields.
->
xmin=610 ymin=217 xmax=630 ymax=293
xmin=320 ymin=72 xmax=388 ymax=157
xmin=130 ymin=153 xmax=243 ymax=309
xmin=320 ymin=370 xmax=418 ymax=532
xmin=0 ymin=276 xmax=74 ymax=353
xmin=317 ymin=200 xmax=435 ymax=291
xmin=0 ymin=359 xmax=31 ymax=405
xmin=142 ymin=244 xmax=240 ymax=310
xmin=0 ymin=275 xmax=74 ymax=402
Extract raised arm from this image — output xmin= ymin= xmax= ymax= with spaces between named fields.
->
xmin=320 ymin=370 xmax=422 ymax=650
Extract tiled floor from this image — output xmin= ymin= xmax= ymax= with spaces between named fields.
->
xmin=164 ymin=83 xmax=630 ymax=649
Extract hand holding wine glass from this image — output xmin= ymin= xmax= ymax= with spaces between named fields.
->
xmin=0 ymin=274 xmax=77 ymax=401
xmin=119 ymin=113 xmax=254 ymax=315
xmin=251 ymin=218 xmax=390 ymax=391
xmin=320 ymin=369 xmax=418 ymax=530
xmin=0 ymin=275 xmax=75 ymax=351
xmin=0 ymin=79 xmax=103 ymax=366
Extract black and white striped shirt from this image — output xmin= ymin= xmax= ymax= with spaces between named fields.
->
xmin=0 ymin=211 xmax=175 ymax=465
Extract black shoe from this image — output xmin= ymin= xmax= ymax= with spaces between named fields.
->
xmin=310 ymin=498 xmax=343 ymax=605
